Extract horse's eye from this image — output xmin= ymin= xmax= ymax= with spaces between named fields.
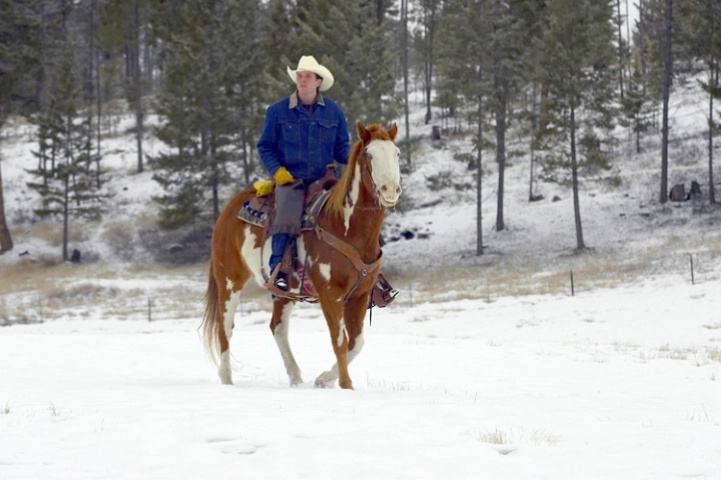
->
xmin=366 ymin=152 xmax=373 ymax=160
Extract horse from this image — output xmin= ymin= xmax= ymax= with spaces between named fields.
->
xmin=201 ymin=122 xmax=401 ymax=389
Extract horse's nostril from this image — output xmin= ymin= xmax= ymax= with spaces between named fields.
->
xmin=396 ymin=186 xmax=402 ymax=194
xmin=381 ymin=185 xmax=388 ymax=192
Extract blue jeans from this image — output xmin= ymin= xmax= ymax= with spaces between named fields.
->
xmin=270 ymin=233 xmax=290 ymax=274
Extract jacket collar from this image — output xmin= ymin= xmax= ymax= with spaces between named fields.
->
xmin=289 ymin=91 xmax=325 ymax=109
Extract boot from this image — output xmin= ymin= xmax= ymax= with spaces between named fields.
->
xmin=369 ymin=273 xmax=398 ymax=308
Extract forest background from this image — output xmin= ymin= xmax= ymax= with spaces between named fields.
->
xmin=0 ymin=0 xmax=719 ymax=264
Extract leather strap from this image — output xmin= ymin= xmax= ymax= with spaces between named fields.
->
xmin=314 ymin=226 xmax=382 ymax=277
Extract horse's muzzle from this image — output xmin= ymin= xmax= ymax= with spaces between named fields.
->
xmin=379 ymin=184 xmax=402 ymax=207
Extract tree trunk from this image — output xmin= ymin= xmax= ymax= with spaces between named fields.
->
xmin=62 ymin=169 xmax=70 ymax=261
xmin=659 ymin=0 xmax=673 ymax=204
xmin=0 ymin=156 xmax=13 ymax=254
xmin=495 ymin=77 xmax=507 ymax=232
xmin=570 ymin=105 xmax=585 ymax=250
xmin=133 ymin=0 xmax=144 ymax=174
xmin=616 ymin=0 xmax=625 ymax=99
xmin=476 ymin=95 xmax=484 ymax=256
xmin=710 ymin=63 xmax=718 ymax=204
xmin=401 ymin=0 xmax=411 ymax=168
xmin=529 ymin=83 xmax=538 ymax=201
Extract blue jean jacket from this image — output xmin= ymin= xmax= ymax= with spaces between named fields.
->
xmin=257 ymin=92 xmax=351 ymax=181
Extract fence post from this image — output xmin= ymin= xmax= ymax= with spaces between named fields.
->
xmin=689 ymin=253 xmax=695 ymax=285
xmin=148 ymin=298 xmax=152 ymax=322
xmin=570 ymin=270 xmax=575 ymax=296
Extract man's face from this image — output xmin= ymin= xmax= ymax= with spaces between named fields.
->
xmin=296 ymin=71 xmax=322 ymax=98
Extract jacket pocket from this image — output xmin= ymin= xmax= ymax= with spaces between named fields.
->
xmin=318 ymin=120 xmax=338 ymax=144
xmin=281 ymin=121 xmax=302 ymax=145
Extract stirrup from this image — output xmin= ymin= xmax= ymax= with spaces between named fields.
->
xmin=274 ymin=273 xmax=288 ymax=292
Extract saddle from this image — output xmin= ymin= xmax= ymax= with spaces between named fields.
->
xmin=237 ymin=166 xmax=338 ymax=302
xmin=238 ymin=166 xmax=338 ymax=232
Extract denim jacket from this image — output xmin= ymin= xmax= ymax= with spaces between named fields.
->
xmin=257 ymin=92 xmax=351 ymax=181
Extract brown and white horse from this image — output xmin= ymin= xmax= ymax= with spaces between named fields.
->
xmin=201 ymin=122 xmax=401 ymax=389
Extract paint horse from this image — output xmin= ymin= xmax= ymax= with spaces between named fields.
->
xmin=201 ymin=122 xmax=401 ymax=389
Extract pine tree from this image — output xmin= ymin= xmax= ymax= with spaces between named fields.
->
xmin=678 ymin=0 xmax=721 ymax=204
xmin=149 ymin=0 xmax=267 ymax=229
xmin=436 ymin=0 xmax=496 ymax=255
xmin=26 ymin=43 xmax=104 ymax=261
xmin=0 ymin=0 xmax=45 ymax=254
xmin=535 ymin=0 xmax=617 ymax=250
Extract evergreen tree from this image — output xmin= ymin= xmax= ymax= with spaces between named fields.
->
xmin=411 ymin=0 xmax=441 ymax=125
xmin=149 ymin=0 xmax=267 ymax=229
xmin=535 ymin=0 xmax=617 ymax=250
xmin=620 ymin=52 xmax=655 ymax=153
xmin=26 ymin=43 xmax=104 ymax=261
xmin=0 ymin=0 xmax=44 ymax=254
xmin=436 ymin=0 xmax=496 ymax=255
xmin=98 ymin=0 xmax=154 ymax=174
xmin=678 ymin=0 xmax=721 ymax=204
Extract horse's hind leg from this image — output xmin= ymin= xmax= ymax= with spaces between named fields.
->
xmin=270 ymin=298 xmax=303 ymax=386
xmin=218 ymin=286 xmax=242 ymax=385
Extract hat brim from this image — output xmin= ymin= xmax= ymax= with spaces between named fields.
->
xmin=287 ymin=65 xmax=334 ymax=92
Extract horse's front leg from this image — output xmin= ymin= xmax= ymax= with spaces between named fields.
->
xmin=270 ymin=298 xmax=303 ymax=386
xmin=316 ymin=293 xmax=368 ymax=389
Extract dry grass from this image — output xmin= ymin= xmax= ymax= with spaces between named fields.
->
xmin=388 ymin=230 xmax=720 ymax=304
xmin=1 ymin=224 xmax=718 ymax=323
xmin=473 ymin=427 xmax=560 ymax=447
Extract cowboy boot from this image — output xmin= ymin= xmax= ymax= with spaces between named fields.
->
xmin=369 ymin=273 xmax=398 ymax=308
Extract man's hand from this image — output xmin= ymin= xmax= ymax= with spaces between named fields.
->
xmin=274 ymin=167 xmax=294 ymax=185
xmin=253 ymin=180 xmax=274 ymax=197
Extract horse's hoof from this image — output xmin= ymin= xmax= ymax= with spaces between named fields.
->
xmin=314 ymin=377 xmax=335 ymax=388
xmin=219 ymin=371 xmax=233 ymax=385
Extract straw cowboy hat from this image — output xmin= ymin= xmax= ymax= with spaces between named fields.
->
xmin=287 ymin=55 xmax=335 ymax=91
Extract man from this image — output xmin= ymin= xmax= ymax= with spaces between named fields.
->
xmin=257 ymin=55 xmax=397 ymax=306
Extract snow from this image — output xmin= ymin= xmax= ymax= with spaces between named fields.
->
xmin=2 ymin=79 xmax=721 ymax=478
xmin=1 ymin=275 xmax=719 ymax=479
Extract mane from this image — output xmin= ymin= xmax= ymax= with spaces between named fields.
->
xmin=326 ymin=124 xmax=390 ymax=219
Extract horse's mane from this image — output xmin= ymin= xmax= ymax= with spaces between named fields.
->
xmin=326 ymin=123 xmax=390 ymax=219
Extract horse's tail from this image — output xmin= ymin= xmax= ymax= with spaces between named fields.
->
xmin=201 ymin=261 xmax=221 ymax=364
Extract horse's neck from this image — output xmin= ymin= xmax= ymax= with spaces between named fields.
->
xmin=342 ymin=173 xmax=385 ymax=246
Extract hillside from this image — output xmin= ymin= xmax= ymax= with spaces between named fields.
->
xmin=1 ymin=85 xmax=720 ymax=305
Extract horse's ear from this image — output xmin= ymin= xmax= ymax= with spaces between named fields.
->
xmin=357 ymin=122 xmax=371 ymax=144
xmin=388 ymin=122 xmax=398 ymax=141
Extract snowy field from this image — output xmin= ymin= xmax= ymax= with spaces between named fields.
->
xmin=1 ymin=269 xmax=720 ymax=480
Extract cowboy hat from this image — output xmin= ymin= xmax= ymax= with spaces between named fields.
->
xmin=287 ymin=55 xmax=335 ymax=91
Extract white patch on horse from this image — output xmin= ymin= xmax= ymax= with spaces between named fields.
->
xmin=223 ymin=280 xmax=240 ymax=338
xmin=336 ymin=317 xmax=348 ymax=347
xmin=343 ymin=163 xmax=362 ymax=233
xmin=219 ymin=350 xmax=232 ymax=385
xmin=318 ymin=262 xmax=331 ymax=282
xmin=241 ymin=226 xmax=270 ymax=287
xmin=273 ymin=302 xmax=302 ymax=385
xmin=366 ymin=140 xmax=402 ymax=206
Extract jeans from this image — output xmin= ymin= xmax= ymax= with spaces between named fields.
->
xmin=270 ymin=233 xmax=290 ymax=274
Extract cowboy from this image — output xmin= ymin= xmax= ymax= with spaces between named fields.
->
xmin=257 ymin=55 xmax=398 ymax=306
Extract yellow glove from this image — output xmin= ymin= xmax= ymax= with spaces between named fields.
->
xmin=274 ymin=167 xmax=294 ymax=185
xmin=253 ymin=180 xmax=274 ymax=197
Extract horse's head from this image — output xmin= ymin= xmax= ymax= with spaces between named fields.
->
xmin=357 ymin=122 xmax=402 ymax=207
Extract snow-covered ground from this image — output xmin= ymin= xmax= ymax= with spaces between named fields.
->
xmin=1 ymin=272 xmax=720 ymax=480
xmin=2 ymin=79 xmax=721 ymax=478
